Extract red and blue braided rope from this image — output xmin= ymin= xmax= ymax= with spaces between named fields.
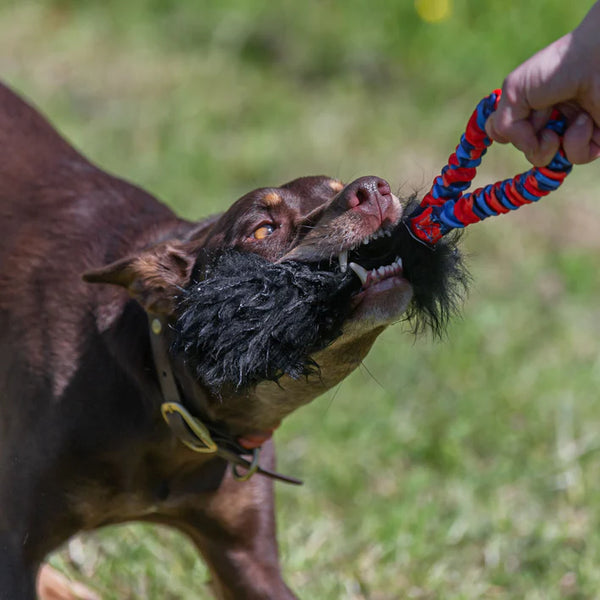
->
xmin=408 ymin=89 xmax=573 ymax=246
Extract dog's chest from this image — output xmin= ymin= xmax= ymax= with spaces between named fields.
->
xmin=69 ymin=446 xmax=227 ymax=528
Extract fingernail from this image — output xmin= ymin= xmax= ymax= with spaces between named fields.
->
xmin=485 ymin=116 xmax=496 ymax=139
xmin=541 ymin=130 xmax=554 ymax=143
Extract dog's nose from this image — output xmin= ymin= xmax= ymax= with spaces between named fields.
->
xmin=338 ymin=176 xmax=396 ymax=222
xmin=343 ymin=176 xmax=391 ymax=208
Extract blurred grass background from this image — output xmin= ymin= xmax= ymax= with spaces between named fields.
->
xmin=2 ymin=0 xmax=600 ymax=598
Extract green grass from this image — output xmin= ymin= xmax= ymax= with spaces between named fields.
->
xmin=3 ymin=1 xmax=600 ymax=598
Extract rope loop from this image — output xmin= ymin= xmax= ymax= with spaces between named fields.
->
xmin=409 ymin=89 xmax=573 ymax=246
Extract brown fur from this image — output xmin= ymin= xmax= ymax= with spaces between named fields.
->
xmin=0 ymin=83 xmax=413 ymax=599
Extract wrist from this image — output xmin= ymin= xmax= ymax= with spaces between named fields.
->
xmin=573 ymin=1 xmax=600 ymax=52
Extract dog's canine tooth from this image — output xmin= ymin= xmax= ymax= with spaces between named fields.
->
xmin=348 ymin=262 xmax=368 ymax=284
xmin=338 ymin=250 xmax=348 ymax=273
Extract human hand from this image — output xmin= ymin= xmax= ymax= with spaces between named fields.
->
xmin=485 ymin=2 xmax=600 ymax=166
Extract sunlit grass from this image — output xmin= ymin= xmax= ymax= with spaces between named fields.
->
xmin=4 ymin=1 xmax=600 ymax=598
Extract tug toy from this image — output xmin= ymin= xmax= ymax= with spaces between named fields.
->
xmin=174 ymin=89 xmax=573 ymax=392
xmin=407 ymin=89 xmax=573 ymax=246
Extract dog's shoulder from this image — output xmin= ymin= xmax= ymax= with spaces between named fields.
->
xmin=0 ymin=82 xmax=85 ymax=180
xmin=0 ymin=82 xmax=184 ymax=255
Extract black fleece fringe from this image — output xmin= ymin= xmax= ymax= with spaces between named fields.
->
xmin=173 ymin=204 xmax=469 ymax=391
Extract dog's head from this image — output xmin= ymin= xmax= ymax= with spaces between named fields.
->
xmin=84 ymin=175 xmax=467 ymax=437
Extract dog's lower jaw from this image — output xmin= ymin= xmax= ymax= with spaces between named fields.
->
xmin=206 ymin=284 xmax=413 ymax=437
xmin=348 ymin=275 xmax=414 ymax=327
xmin=217 ymin=326 xmax=384 ymax=436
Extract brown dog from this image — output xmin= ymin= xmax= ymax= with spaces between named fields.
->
xmin=0 ymin=82 xmax=464 ymax=599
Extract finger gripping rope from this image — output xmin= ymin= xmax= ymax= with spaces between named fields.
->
xmin=408 ymin=89 xmax=573 ymax=246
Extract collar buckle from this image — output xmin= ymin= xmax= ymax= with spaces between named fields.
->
xmin=161 ymin=402 xmax=218 ymax=454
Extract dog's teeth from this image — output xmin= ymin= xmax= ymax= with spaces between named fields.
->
xmin=338 ymin=250 xmax=348 ymax=273
xmin=395 ymin=257 xmax=403 ymax=270
xmin=385 ymin=230 xmax=392 ymax=237
xmin=349 ymin=262 xmax=368 ymax=284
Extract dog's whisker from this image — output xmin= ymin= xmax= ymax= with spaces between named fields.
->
xmin=359 ymin=361 xmax=387 ymax=392
xmin=323 ymin=381 xmax=344 ymax=416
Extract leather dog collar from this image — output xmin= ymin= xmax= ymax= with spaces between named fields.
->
xmin=148 ymin=314 xmax=302 ymax=486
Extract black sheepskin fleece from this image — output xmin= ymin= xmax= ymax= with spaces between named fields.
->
xmin=173 ymin=204 xmax=469 ymax=392
xmin=395 ymin=199 xmax=469 ymax=335
xmin=173 ymin=251 xmax=357 ymax=391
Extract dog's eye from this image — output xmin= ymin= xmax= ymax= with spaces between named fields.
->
xmin=252 ymin=224 xmax=275 ymax=240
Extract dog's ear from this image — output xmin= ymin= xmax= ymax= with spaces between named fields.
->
xmin=83 ymin=241 xmax=198 ymax=314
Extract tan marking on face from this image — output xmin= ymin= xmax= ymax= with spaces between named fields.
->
xmin=263 ymin=192 xmax=282 ymax=207
xmin=329 ymin=180 xmax=344 ymax=192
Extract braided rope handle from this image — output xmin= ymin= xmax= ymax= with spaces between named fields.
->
xmin=408 ymin=89 xmax=573 ymax=246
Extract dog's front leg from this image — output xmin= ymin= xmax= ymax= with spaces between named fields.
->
xmin=193 ymin=524 xmax=296 ymax=600
xmin=172 ymin=441 xmax=296 ymax=600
